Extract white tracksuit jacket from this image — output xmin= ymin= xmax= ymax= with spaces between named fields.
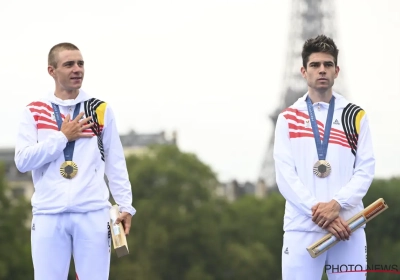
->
xmin=273 ymin=91 xmax=375 ymax=233
xmin=14 ymin=90 xmax=136 ymax=216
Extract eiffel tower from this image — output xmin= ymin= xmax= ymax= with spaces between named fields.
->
xmin=259 ymin=0 xmax=346 ymax=189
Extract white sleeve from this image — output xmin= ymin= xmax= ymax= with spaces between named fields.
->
xmin=273 ymin=113 xmax=319 ymax=217
xmin=333 ymin=114 xmax=375 ymax=209
xmin=14 ymin=107 xmax=68 ymax=173
xmin=102 ymin=105 xmax=136 ymax=216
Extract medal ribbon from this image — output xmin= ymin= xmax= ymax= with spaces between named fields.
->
xmin=305 ymin=95 xmax=335 ymax=161
xmin=51 ymin=103 xmax=81 ymax=162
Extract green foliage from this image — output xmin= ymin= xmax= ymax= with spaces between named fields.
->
xmin=220 ymin=194 xmax=284 ymax=280
xmin=108 ymin=145 xmax=287 ymax=280
xmin=1 ymin=147 xmax=400 ymax=280
xmin=0 ymin=162 xmax=33 ymax=280
xmin=110 ymin=145 xmax=224 ymax=280
xmin=362 ymin=177 xmax=400 ymax=280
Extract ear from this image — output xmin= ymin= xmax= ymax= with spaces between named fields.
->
xmin=300 ymin=66 xmax=307 ymax=78
xmin=334 ymin=65 xmax=340 ymax=78
xmin=48 ymin=65 xmax=56 ymax=78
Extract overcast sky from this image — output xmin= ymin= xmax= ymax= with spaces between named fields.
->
xmin=0 ymin=0 xmax=399 ymax=183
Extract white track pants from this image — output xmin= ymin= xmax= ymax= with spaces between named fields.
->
xmin=31 ymin=208 xmax=111 ymax=280
xmin=282 ymin=229 xmax=367 ymax=280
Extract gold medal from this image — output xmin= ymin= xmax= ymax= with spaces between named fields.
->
xmin=60 ymin=161 xmax=78 ymax=179
xmin=313 ymin=160 xmax=331 ymax=178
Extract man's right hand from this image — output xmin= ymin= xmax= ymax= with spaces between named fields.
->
xmin=61 ymin=112 xmax=94 ymax=142
xmin=325 ymin=217 xmax=352 ymax=241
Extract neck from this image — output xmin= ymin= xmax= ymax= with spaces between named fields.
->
xmin=54 ymin=89 xmax=79 ymax=100
xmin=307 ymin=88 xmax=333 ymax=104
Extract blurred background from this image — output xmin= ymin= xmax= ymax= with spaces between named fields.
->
xmin=0 ymin=0 xmax=399 ymax=279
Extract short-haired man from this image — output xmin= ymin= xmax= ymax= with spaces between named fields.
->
xmin=15 ymin=42 xmax=136 ymax=280
xmin=274 ymin=35 xmax=375 ymax=279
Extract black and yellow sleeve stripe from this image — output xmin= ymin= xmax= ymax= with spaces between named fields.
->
xmin=84 ymin=98 xmax=107 ymax=161
xmin=341 ymin=103 xmax=365 ymax=156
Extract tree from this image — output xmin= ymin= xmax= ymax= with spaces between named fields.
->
xmin=0 ymin=162 xmax=33 ymax=280
xmin=219 ymin=193 xmax=285 ymax=280
xmin=362 ymin=177 xmax=400 ymax=280
xmin=109 ymin=145 xmax=224 ymax=280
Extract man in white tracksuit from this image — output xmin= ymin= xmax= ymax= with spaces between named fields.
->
xmin=274 ymin=35 xmax=375 ymax=279
xmin=14 ymin=42 xmax=136 ymax=280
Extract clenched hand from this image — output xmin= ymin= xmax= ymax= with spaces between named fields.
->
xmin=312 ymin=199 xmax=341 ymax=228
xmin=115 ymin=212 xmax=133 ymax=235
xmin=325 ymin=216 xmax=351 ymax=241
xmin=61 ymin=112 xmax=94 ymax=141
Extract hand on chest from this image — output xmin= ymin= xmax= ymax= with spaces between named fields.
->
xmin=61 ymin=105 xmax=87 ymax=121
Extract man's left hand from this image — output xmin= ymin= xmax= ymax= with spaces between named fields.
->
xmin=115 ymin=212 xmax=133 ymax=235
xmin=312 ymin=200 xmax=341 ymax=229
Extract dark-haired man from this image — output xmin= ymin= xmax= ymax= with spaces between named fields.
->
xmin=274 ymin=35 xmax=375 ymax=279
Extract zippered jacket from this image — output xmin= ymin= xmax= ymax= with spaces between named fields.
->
xmin=15 ymin=90 xmax=136 ymax=216
xmin=273 ymin=92 xmax=375 ymax=232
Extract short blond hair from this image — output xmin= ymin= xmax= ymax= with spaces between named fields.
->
xmin=48 ymin=42 xmax=80 ymax=68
